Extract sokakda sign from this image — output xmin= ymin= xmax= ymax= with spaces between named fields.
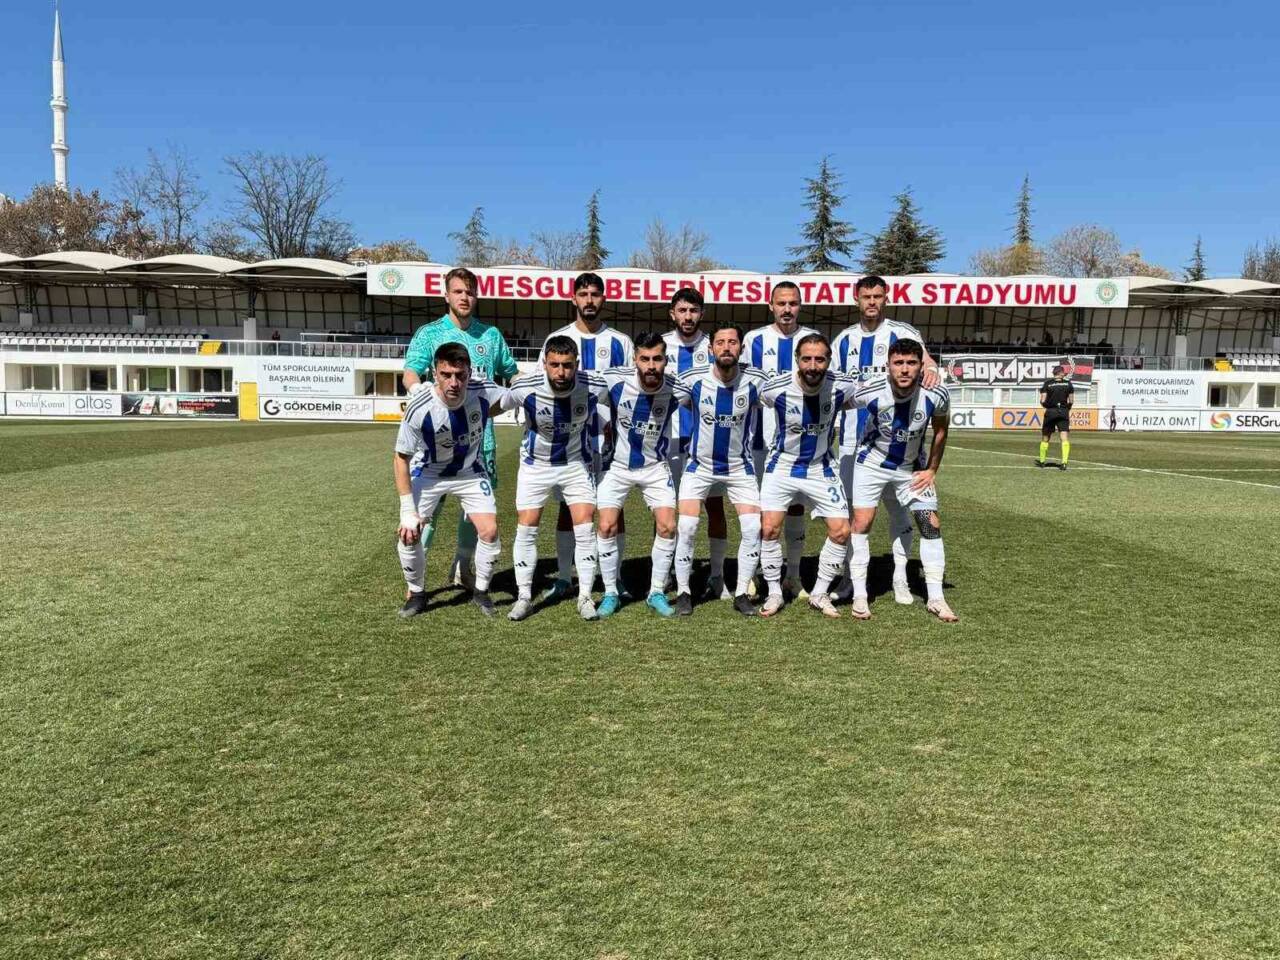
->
xmin=368 ymin=267 xmax=1129 ymax=309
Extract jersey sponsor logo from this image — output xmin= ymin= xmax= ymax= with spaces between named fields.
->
xmin=787 ymin=423 xmax=824 ymax=436
xmin=619 ymin=417 xmax=665 ymax=435
xmin=702 ymin=412 xmax=741 ymax=428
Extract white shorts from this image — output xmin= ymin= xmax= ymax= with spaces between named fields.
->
xmin=851 ymin=460 xmax=939 ymax=511
xmin=598 ymin=461 xmax=677 ymax=511
xmin=553 ymin=448 xmax=605 ymax=503
xmin=516 ymin=460 xmax=597 ymax=511
xmin=761 ymin=469 xmax=848 ymax=518
xmin=678 ymin=466 xmax=761 ymax=509
xmin=412 ymin=471 xmax=497 ymax=520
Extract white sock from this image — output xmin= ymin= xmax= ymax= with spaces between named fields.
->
xmin=735 ymin=513 xmax=761 ymax=596
xmin=921 ymin=537 xmax=945 ymax=603
xmin=784 ymin=513 xmax=806 ymax=581
xmin=556 ymin=529 xmax=574 ymax=581
xmin=650 ymin=536 xmax=676 ymax=596
xmin=708 ymin=537 xmax=728 ymax=581
xmin=675 ymin=514 xmax=700 ymax=594
xmin=573 ymin=523 xmax=597 ymax=599
xmin=761 ymin=537 xmax=784 ymax=597
xmin=397 ymin=537 xmax=425 ymax=593
xmin=850 ymin=533 xmax=870 ymax=599
xmin=888 ymin=502 xmax=913 ymax=580
xmin=812 ymin=537 xmax=847 ymax=598
xmin=615 ymin=531 xmax=626 ymax=583
xmin=514 ymin=524 xmax=539 ymax=600
xmin=597 ymin=535 xmax=619 ymax=595
xmin=474 ymin=537 xmax=501 ymax=592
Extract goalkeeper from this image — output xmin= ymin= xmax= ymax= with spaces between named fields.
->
xmin=402 ymin=267 xmax=519 ymax=587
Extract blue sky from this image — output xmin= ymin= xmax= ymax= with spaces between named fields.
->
xmin=2 ymin=1 xmax=1275 ymax=275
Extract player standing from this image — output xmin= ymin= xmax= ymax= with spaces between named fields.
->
xmin=673 ymin=320 xmax=769 ymax=617
xmin=394 ymin=343 xmax=510 ymax=618
xmin=401 ymin=268 xmax=519 ymax=589
xmin=541 ymin=273 xmax=635 ymax=600
xmin=755 ymin=333 xmax=861 ymax=618
xmin=831 ymin=275 xmax=943 ymax=604
xmin=505 ymin=335 xmax=611 ymax=622
xmin=662 ymin=287 xmax=732 ymax=599
xmin=849 ymin=338 xmax=957 ymax=622
xmin=596 ymin=333 xmax=693 ymax=617
xmin=1038 ymin=365 xmax=1074 ymax=470
xmin=742 ymin=282 xmax=817 ymax=597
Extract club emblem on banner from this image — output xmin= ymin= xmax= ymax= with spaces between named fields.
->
xmin=378 ymin=268 xmax=405 ymax=293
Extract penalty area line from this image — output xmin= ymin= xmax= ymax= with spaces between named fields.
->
xmin=948 ymin=445 xmax=1280 ymax=491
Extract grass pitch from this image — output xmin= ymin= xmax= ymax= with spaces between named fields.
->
xmin=2 ymin=420 xmax=1279 ymax=958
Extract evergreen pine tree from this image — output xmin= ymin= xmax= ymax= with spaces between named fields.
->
xmin=578 ymin=190 xmax=609 ymax=270
xmin=449 ymin=206 xmax=492 ymax=266
xmin=1014 ymin=175 xmax=1033 ymax=246
xmin=1184 ymin=236 xmax=1206 ymax=281
xmin=861 ymin=188 xmax=945 ymax=275
xmin=782 ymin=156 xmax=857 ymax=272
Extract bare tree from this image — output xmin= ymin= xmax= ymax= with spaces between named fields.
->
xmin=201 ymin=219 xmax=261 ymax=261
xmin=1043 ymin=224 xmax=1123 ymax=277
xmin=1242 ymin=238 xmax=1280 ymax=283
xmin=970 ymin=242 xmax=1045 ymax=276
xmin=347 ymin=239 xmax=430 ymax=263
xmin=533 ymin=230 xmax=586 ymax=269
xmin=489 ymin=236 xmax=541 ymax=265
xmin=223 ymin=152 xmax=352 ymax=259
xmin=628 ymin=218 xmax=718 ymax=272
xmin=114 ymin=144 xmax=206 ymax=254
xmin=0 ymin=184 xmax=155 ymax=257
xmin=1114 ymin=249 xmax=1174 ymax=279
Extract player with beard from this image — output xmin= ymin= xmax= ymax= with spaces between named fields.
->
xmin=662 ymin=287 xmax=731 ymax=599
xmin=540 ymin=273 xmax=635 ymax=603
xmin=505 ymin=335 xmax=612 ymax=622
xmin=742 ymin=282 xmax=818 ymax=599
xmin=849 ymin=337 xmax=957 ymax=622
xmin=595 ymin=332 xmax=693 ymax=617
xmin=755 ymin=333 xmax=862 ymax=617
xmin=672 ymin=320 xmax=770 ymax=617
xmin=830 ymin=275 xmax=942 ymax=605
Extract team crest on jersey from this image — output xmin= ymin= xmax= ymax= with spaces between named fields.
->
xmin=875 ymin=343 xmax=886 ymax=356
xmin=734 ymin=395 xmax=747 ymax=409
xmin=822 ymin=401 xmax=832 ymax=414
xmin=695 ymin=352 xmax=707 ymax=364
xmin=913 ymin=411 xmax=926 ymax=423
xmin=653 ymin=405 xmax=666 ymax=418
xmin=574 ymin=403 xmax=587 ymax=417
xmin=473 ymin=342 xmax=488 ymax=356
xmin=596 ymin=346 xmax=609 ymax=359
xmin=469 ymin=411 xmax=481 ymax=424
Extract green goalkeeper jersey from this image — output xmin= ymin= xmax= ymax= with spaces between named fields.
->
xmin=403 ymin=315 xmax=519 ymax=453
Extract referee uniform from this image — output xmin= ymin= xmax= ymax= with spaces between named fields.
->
xmin=1038 ymin=373 xmax=1074 ymax=469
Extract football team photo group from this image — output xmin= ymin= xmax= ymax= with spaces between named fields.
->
xmin=394 ymin=269 xmax=958 ymax=624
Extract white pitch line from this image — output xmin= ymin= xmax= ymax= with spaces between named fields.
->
xmin=948 ymin=444 xmax=1280 ymax=491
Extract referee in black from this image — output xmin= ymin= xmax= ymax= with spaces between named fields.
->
xmin=1037 ymin=365 xmax=1074 ymax=470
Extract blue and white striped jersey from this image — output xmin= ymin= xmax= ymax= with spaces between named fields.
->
xmin=853 ymin=378 xmax=951 ymax=472
xmin=543 ymin=322 xmax=634 ymax=457
xmin=506 ymin=371 xmax=611 ymax=467
xmin=679 ymin=365 xmax=770 ymax=477
xmin=395 ymin=378 xmax=507 ymax=479
xmin=742 ymin=323 xmax=818 ymax=452
xmin=759 ymin=372 xmax=860 ymax=479
xmin=600 ymin=368 xmax=693 ymax=469
xmin=544 ymin=322 xmax=634 ymax=372
xmin=662 ymin=329 xmax=711 ymax=447
xmin=832 ymin=318 xmax=925 ymax=451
